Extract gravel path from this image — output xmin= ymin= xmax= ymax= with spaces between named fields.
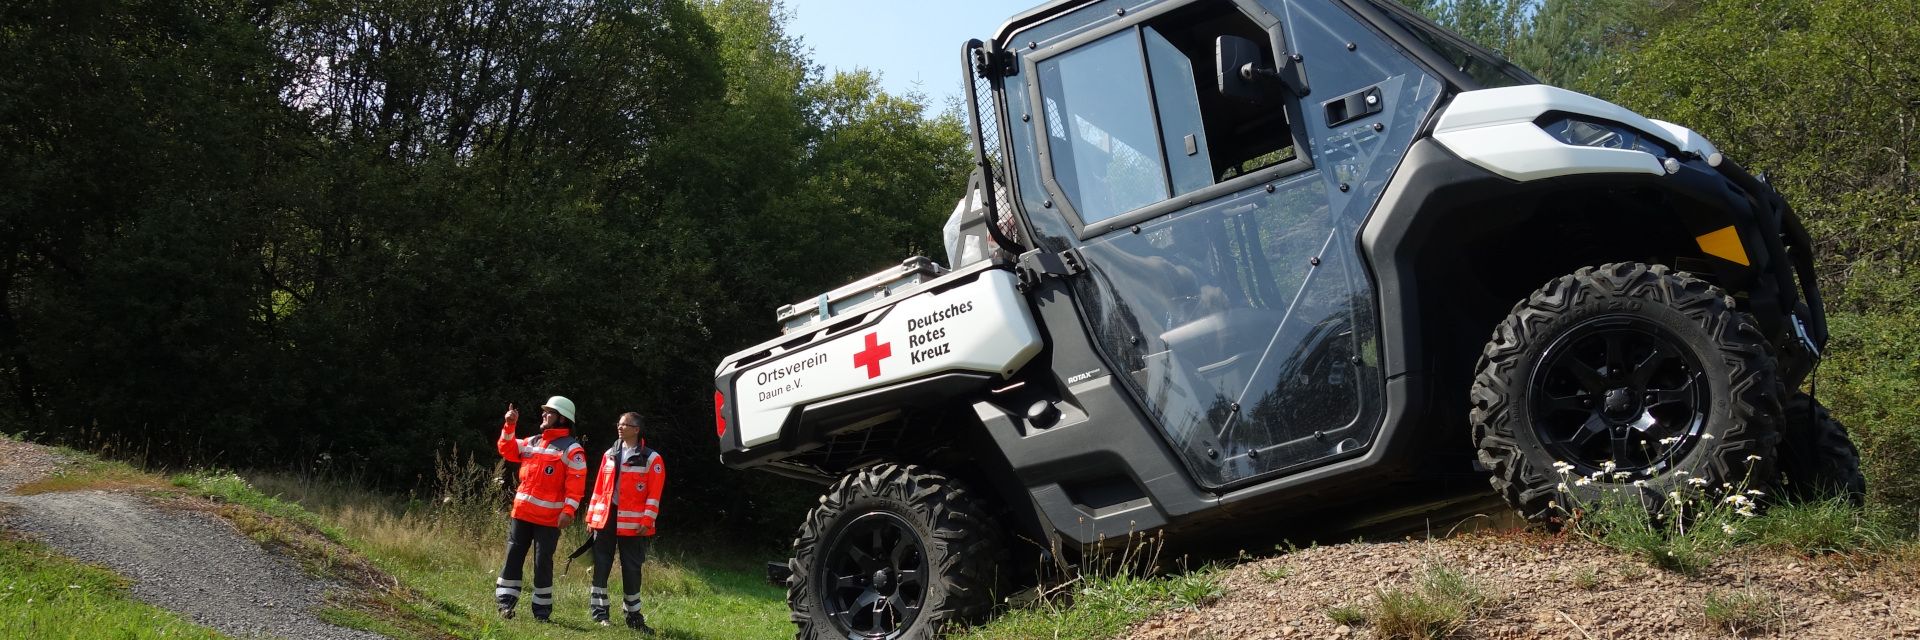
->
xmin=0 ymin=439 xmax=385 ymax=640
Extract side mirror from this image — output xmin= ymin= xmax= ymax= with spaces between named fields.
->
xmin=1216 ymin=35 xmax=1287 ymax=104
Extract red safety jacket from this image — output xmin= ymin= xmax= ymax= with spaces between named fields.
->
xmin=584 ymin=441 xmax=664 ymax=537
xmin=497 ymin=422 xmax=587 ymax=527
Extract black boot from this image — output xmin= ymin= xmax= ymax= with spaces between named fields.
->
xmin=495 ymin=595 xmax=517 ymax=620
xmin=627 ymin=612 xmax=655 ymax=635
xmin=530 ymin=588 xmax=554 ymax=621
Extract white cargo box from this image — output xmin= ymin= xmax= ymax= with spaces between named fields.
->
xmin=731 ymin=267 xmax=1043 ymax=448
xmin=776 ymin=257 xmax=948 ymax=334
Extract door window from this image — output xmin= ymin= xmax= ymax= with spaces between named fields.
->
xmin=1037 ymin=5 xmax=1297 ymax=227
xmin=1039 ymin=33 xmax=1169 ymax=224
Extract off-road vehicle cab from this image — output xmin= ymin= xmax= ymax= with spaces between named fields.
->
xmin=712 ymin=0 xmax=1859 ymax=637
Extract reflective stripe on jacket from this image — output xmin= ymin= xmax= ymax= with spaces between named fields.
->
xmin=585 ymin=443 xmax=664 ymax=537
xmin=497 ymin=422 xmax=587 ymax=527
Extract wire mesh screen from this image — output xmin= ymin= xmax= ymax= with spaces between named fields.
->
xmin=967 ymin=45 xmax=1020 ymax=248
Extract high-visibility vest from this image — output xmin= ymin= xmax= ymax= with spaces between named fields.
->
xmin=497 ymin=423 xmax=587 ymax=527
xmin=585 ymin=442 xmax=664 ymax=537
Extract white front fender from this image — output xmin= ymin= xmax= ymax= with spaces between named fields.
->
xmin=1432 ymin=85 xmax=1716 ymax=182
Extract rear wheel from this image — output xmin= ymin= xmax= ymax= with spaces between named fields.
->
xmin=1471 ymin=263 xmax=1783 ymax=522
xmin=1775 ymin=394 xmax=1866 ymax=504
xmin=788 ymin=463 xmax=1004 ymax=639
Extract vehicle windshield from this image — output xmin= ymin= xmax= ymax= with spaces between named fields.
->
xmin=1365 ymin=0 xmax=1537 ymax=88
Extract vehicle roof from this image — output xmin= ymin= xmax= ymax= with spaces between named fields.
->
xmin=991 ymin=0 xmax=1090 ymax=46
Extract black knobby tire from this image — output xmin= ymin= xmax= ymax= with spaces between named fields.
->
xmin=1775 ymin=393 xmax=1866 ymax=504
xmin=787 ymin=463 xmax=1005 ymax=640
xmin=1470 ymin=263 xmax=1783 ymax=522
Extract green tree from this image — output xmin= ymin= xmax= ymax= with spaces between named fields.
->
xmin=1397 ymin=0 xmax=1699 ymax=87
xmin=0 ymin=0 xmax=973 ymax=544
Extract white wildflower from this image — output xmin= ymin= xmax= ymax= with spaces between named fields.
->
xmin=1722 ymin=523 xmax=1737 ymax=536
xmin=1602 ymin=460 xmax=1618 ymax=473
xmin=1658 ymin=436 xmax=1680 ymax=445
xmin=1687 ymin=477 xmax=1709 ymax=487
xmin=1575 ymin=477 xmax=1593 ymax=487
xmin=1632 ymin=480 xmax=1648 ymax=488
xmin=1613 ymin=471 xmax=1632 ymax=481
xmin=1744 ymin=454 xmax=1763 ymax=462
xmin=1552 ymin=461 xmax=1576 ymax=474
xmin=1746 ymin=489 xmax=1765 ymax=497
xmin=1558 ymin=482 xmax=1570 ymax=492
xmin=1674 ymin=470 xmax=1689 ymax=476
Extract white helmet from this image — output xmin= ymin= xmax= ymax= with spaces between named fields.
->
xmin=541 ymin=396 xmax=577 ymax=423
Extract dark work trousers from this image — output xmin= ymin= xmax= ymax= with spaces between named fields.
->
xmin=495 ymin=518 xmax=562 ymax=618
xmin=588 ymin=529 xmax=648 ymax=622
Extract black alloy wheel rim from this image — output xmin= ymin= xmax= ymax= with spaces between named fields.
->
xmin=820 ymin=511 xmax=928 ymax=639
xmin=1529 ymin=315 xmax=1711 ymax=479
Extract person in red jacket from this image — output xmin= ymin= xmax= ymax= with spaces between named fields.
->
xmin=493 ymin=396 xmax=587 ymax=622
xmin=582 ymin=411 xmax=664 ymax=632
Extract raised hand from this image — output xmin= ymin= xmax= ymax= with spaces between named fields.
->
xmin=504 ymin=402 xmax=519 ymax=427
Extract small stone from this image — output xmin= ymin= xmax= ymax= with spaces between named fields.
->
xmin=1334 ymin=624 xmax=1351 ymax=635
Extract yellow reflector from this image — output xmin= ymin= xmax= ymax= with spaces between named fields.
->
xmin=1695 ymin=225 xmax=1750 ymax=266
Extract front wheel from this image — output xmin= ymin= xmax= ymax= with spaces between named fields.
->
xmin=788 ymin=463 xmax=1005 ymax=639
xmin=1775 ymin=393 xmax=1866 ymax=504
xmin=1471 ymin=263 xmax=1783 ymax=523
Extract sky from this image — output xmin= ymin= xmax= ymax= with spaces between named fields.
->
xmin=786 ymin=0 xmax=1046 ymax=104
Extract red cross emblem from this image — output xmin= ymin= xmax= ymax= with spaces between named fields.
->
xmin=851 ymin=332 xmax=892 ymax=379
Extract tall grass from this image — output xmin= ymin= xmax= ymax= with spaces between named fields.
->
xmin=1742 ymin=498 xmax=1902 ymax=556
xmin=959 ymin=533 xmax=1223 ymax=640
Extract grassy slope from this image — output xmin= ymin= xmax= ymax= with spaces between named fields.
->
xmin=0 ymin=436 xmax=790 ymax=640
xmin=0 ymin=533 xmax=225 ymax=640
xmin=0 ymin=441 xmax=224 ymax=639
xmin=237 ymin=471 xmax=793 ymax=640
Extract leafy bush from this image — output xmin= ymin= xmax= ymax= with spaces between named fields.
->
xmin=1818 ymin=311 xmax=1920 ymax=514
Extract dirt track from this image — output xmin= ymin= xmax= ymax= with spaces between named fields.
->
xmin=1129 ymin=531 xmax=1920 ymax=639
xmin=0 ymin=438 xmax=383 ymax=640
